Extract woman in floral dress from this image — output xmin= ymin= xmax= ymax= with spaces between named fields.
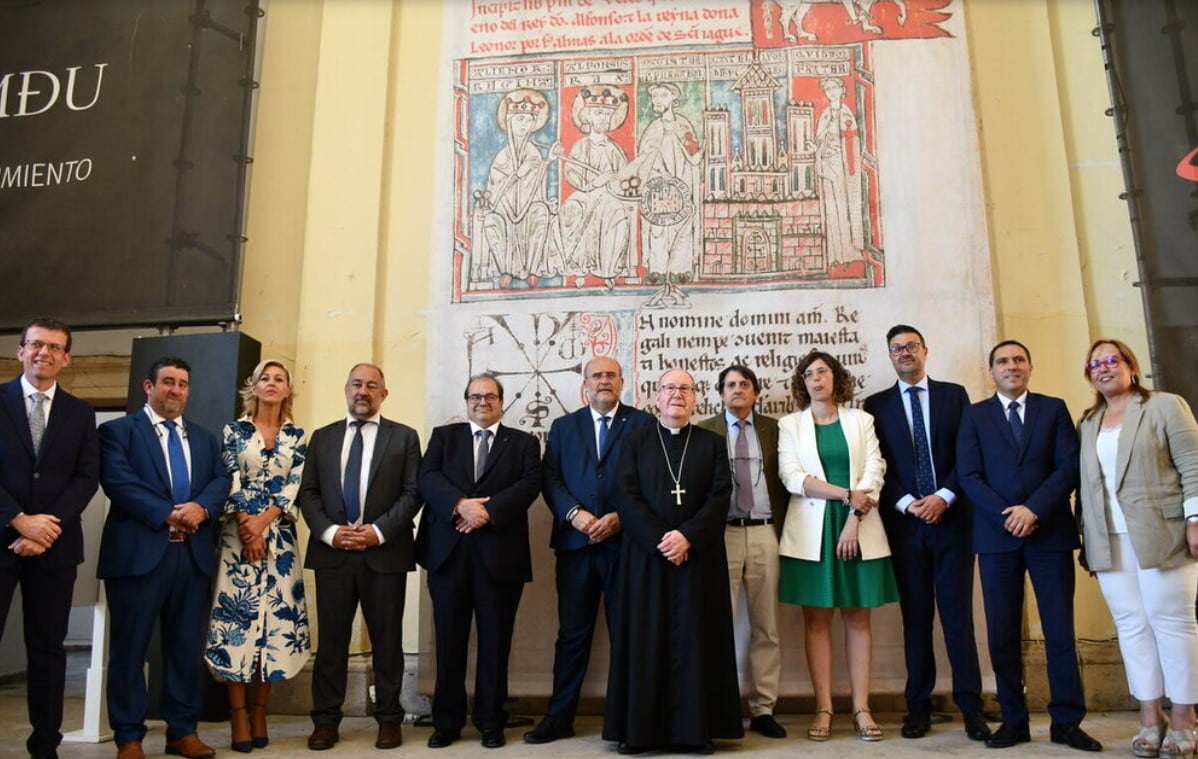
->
xmin=204 ymin=360 xmax=309 ymax=751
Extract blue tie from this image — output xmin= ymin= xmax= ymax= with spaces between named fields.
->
xmin=598 ymin=415 xmax=610 ymax=457
xmin=1007 ymin=400 xmax=1023 ymax=445
xmin=907 ymin=387 xmax=936 ymax=498
xmin=162 ymin=420 xmax=190 ymax=504
xmin=343 ymin=421 xmax=364 ymax=524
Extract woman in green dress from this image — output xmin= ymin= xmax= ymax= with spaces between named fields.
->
xmin=777 ymin=350 xmax=899 ymax=742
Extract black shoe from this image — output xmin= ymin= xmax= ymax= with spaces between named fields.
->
xmin=963 ymin=712 xmax=992 ymax=741
xmin=901 ymin=712 xmax=932 ymax=739
xmin=480 ymin=729 xmax=505 ymax=749
xmin=523 ymin=715 xmax=575 ymax=744
xmin=986 ymin=722 xmax=1031 ymax=749
xmin=617 ymin=743 xmax=649 ymax=755
xmin=30 ymin=752 xmax=59 ymax=759
xmin=749 ymin=714 xmax=788 ymax=739
xmin=426 ymin=729 xmax=460 ymax=749
xmin=1051 ymin=723 xmax=1103 ymax=752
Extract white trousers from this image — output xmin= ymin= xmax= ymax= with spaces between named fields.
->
xmin=1096 ymin=533 xmax=1198 ymax=703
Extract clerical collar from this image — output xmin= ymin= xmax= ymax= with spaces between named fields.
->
xmin=660 ymin=422 xmax=687 ymax=435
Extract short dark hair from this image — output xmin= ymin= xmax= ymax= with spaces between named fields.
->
xmin=464 ymin=372 xmax=504 ymax=401
xmin=886 ymin=324 xmax=924 ymax=345
xmin=21 ymin=317 xmax=73 ymax=353
xmin=790 ymin=350 xmax=855 ymax=409
xmin=717 ymin=364 xmax=759 ymax=394
xmin=147 ymin=356 xmax=191 ymax=383
xmin=988 ymin=340 xmax=1031 ymax=367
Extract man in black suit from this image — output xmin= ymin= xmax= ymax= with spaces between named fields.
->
xmin=417 ymin=373 xmax=541 ymax=750
xmin=862 ymin=325 xmax=988 ymax=741
xmin=524 ymin=357 xmax=652 ymax=744
xmin=0 ymin=318 xmax=99 ymax=759
xmin=957 ymin=340 xmax=1100 ymax=752
xmin=298 ymin=363 xmax=423 ymax=751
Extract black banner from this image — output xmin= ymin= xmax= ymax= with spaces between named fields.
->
xmin=0 ymin=0 xmax=260 ymax=331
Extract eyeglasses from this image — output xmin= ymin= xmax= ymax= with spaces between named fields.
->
xmin=1085 ymin=355 xmax=1122 ymax=372
xmin=21 ymin=340 xmax=66 ymax=355
xmin=888 ymin=342 xmax=924 ymax=355
xmin=802 ymin=367 xmax=831 ymax=380
xmin=466 ymin=393 xmax=500 ymax=403
xmin=658 ymin=384 xmax=696 ymax=395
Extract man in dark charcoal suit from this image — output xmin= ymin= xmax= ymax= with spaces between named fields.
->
xmin=524 ymin=356 xmax=652 ymax=744
xmin=957 ymin=340 xmax=1100 ymax=752
xmin=417 ymin=373 xmax=541 ymax=750
xmin=862 ymin=324 xmax=988 ymax=741
xmin=299 ymin=363 xmax=423 ymax=751
xmin=0 ymin=318 xmax=99 ymax=759
xmin=98 ymin=357 xmax=231 ymax=759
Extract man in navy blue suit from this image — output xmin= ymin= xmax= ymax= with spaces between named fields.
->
xmin=417 ymin=373 xmax=541 ymax=750
xmin=957 ymin=340 xmax=1100 ymax=752
xmin=862 ymin=325 xmax=988 ymax=741
xmin=523 ymin=357 xmax=652 ymax=744
xmin=98 ymin=357 xmax=232 ymax=759
xmin=0 ymin=318 xmax=99 ymax=759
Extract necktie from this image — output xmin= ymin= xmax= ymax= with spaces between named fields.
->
xmin=475 ymin=429 xmax=491 ymax=481
xmin=162 ymin=420 xmax=190 ymax=504
xmin=29 ymin=392 xmax=47 ymax=455
xmin=343 ymin=421 xmax=364 ymax=524
xmin=734 ymin=419 xmax=754 ymax=515
xmin=907 ymin=387 xmax=936 ymax=498
xmin=598 ymin=415 xmax=610 ymax=457
xmin=1008 ymin=400 xmax=1023 ymax=445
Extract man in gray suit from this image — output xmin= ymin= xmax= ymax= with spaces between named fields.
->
xmin=697 ymin=364 xmax=789 ymax=738
xmin=299 ymin=364 xmax=423 ymax=751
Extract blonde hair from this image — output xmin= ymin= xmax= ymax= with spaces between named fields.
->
xmin=240 ymin=359 xmax=295 ymax=421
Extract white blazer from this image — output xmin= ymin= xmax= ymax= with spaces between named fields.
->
xmin=777 ymin=406 xmax=890 ymax=561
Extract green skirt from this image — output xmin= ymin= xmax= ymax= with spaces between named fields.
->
xmin=778 ymin=499 xmax=900 ymax=609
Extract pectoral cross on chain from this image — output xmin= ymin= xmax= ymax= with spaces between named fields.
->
xmin=671 ymin=484 xmax=686 ymax=506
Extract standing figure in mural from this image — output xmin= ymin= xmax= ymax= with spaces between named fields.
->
xmin=479 ymin=88 xmax=556 ymax=289
xmin=558 ymin=87 xmax=632 ymax=290
xmin=630 ymin=82 xmax=703 ymax=309
xmin=812 ymin=76 xmax=865 ymax=269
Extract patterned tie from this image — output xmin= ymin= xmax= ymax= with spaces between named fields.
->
xmin=1008 ymin=400 xmax=1023 ymax=445
xmin=475 ymin=429 xmax=491 ymax=481
xmin=343 ymin=420 xmax=364 ymax=524
xmin=907 ymin=387 xmax=936 ymax=498
xmin=162 ymin=420 xmax=191 ymax=504
xmin=734 ymin=419 xmax=754 ymax=515
xmin=29 ymin=392 xmax=47 ymax=455
xmin=598 ymin=415 xmax=610 ymax=457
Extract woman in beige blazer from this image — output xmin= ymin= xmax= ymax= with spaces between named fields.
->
xmin=777 ymin=351 xmax=897 ymax=743
xmin=1077 ymin=339 xmax=1198 ymax=758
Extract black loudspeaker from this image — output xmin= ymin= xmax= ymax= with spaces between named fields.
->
xmin=126 ymin=331 xmax=262 ymax=436
xmin=122 ymin=330 xmax=260 ymax=721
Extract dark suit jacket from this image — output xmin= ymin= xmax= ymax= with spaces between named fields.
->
xmin=298 ymin=417 xmax=423 ymax=574
xmin=863 ymin=379 xmax=972 ymax=538
xmin=696 ymin=411 xmax=788 ymax=538
xmin=957 ymin=392 xmax=1080 ymax=554
xmin=542 ymin=403 xmax=654 ymax=552
xmin=0 ymin=377 xmax=99 ymax=569
xmin=416 ymin=422 xmax=541 ymax=584
xmin=97 ymin=410 xmax=231 ymax=578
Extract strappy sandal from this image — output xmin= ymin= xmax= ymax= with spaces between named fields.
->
xmin=1134 ymin=723 xmax=1166 ymax=758
xmin=1162 ymin=727 xmax=1197 ymax=757
xmin=853 ymin=708 xmax=884 ymax=742
xmin=807 ymin=708 xmax=833 ymax=741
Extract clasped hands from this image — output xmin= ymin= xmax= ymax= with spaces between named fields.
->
xmin=8 ymin=512 xmax=62 ymax=557
xmin=1002 ymin=504 xmax=1038 ymax=538
xmin=657 ymin=529 xmax=690 ymax=566
xmin=836 ymin=490 xmax=879 ymax=560
xmin=569 ymin=508 xmax=621 ymax=544
xmin=235 ymin=510 xmax=279 ymax=562
xmin=332 ymin=524 xmax=381 ymax=551
xmin=907 ymin=494 xmax=948 ymax=524
xmin=454 ymin=497 xmax=492 ymax=534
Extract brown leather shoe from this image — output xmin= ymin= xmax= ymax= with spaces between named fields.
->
xmin=308 ymin=723 xmax=341 ymax=751
xmin=164 ymin=735 xmax=216 ymax=759
xmin=376 ymin=721 xmax=403 ymax=749
xmin=116 ymin=741 xmax=145 ymax=759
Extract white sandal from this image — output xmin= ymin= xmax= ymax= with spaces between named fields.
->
xmin=1134 ymin=724 xmax=1166 ymax=758
xmin=1162 ymin=727 xmax=1197 ymax=757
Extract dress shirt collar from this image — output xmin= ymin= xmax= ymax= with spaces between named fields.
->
xmin=20 ymin=375 xmax=57 ymax=402
xmin=724 ymin=408 xmax=753 ymax=427
xmin=345 ymin=413 xmax=381 ymax=428
xmin=469 ymin=421 xmax=501 ymax=437
xmin=591 ymin=402 xmax=620 ymax=424
xmin=898 ymin=376 xmax=930 ymax=394
xmin=143 ymin=403 xmax=185 ymax=432
xmin=995 ymin=390 xmax=1029 ymax=408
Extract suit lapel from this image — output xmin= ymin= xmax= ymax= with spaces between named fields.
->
xmin=599 ymin=405 xmax=632 ymax=462
xmin=887 ymin=384 xmax=917 ymax=463
xmin=135 ymin=412 xmax=173 ymax=492
xmin=1114 ymin=395 xmax=1145 ymax=489
xmin=989 ymin=396 xmax=1020 ymax=455
xmin=478 ymin=424 xmax=506 ymax=482
xmin=797 ymin=409 xmax=827 ymax=481
xmin=368 ymin=421 xmax=392 ymax=497
xmin=1 ymin=380 xmax=35 ymax=459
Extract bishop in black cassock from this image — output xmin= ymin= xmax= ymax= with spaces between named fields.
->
xmin=602 ymin=368 xmax=743 ymax=754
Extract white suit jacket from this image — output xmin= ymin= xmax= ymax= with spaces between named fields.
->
xmin=777 ymin=406 xmax=890 ymax=561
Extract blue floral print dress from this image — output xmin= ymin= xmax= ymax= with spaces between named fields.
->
xmin=204 ymin=419 xmax=311 ymax=682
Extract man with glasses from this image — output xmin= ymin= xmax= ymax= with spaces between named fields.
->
xmin=862 ymin=325 xmax=989 ymax=741
xmin=1 ymin=318 xmax=99 ymax=759
xmin=697 ymin=364 xmax=789 ymax=739
xmin=524 ymin=357 xmax=652 ymax=744
xmin=417 ymin=373 xmax=541 ymax=749
xmin=603 ymin=368 xmax=743 ymax=755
